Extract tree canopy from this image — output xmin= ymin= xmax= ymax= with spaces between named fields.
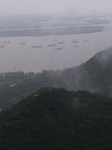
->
xmin=0 ymin=87 xmax=112 ymax=149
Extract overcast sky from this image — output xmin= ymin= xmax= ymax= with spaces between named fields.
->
xmin=0 ymin=0 xmax=112 ymax=16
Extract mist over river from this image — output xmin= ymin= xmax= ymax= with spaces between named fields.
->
xmin=0 ymin=31 xmax=112 ymax=73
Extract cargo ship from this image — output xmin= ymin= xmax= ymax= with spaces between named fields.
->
xmin=0 ymin=45 xmax=4 ymax=48
xmin=58 ymin=42 xmax=65 ymax=44
xmin=54 ymin=47 xmax=63 ymax=50
xmin=83 ymin=40 xmax=89 ymax=42
xmin=3 ymin=41 xmax=10 ymax=44
xmin=72 ymin=40 xmax=79 ymax=43
xmin=32 ymin=46 xmax=42 ymax=48
xmin=48 ymin=44 xmax=57 ymax=47
xmin=73 ymin=45 xmax=78 ymax=47
xmin=19 ymin=41 xmax=26 ymax=45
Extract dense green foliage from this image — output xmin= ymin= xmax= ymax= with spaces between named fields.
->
xmin=0 ymin=87 xmax=112 ymax=149
xmin=0 ymin=71 xmax=59 ymax=110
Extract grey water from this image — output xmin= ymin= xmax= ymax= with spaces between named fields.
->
xmin=0 ymin=30 xmax=112 ymax=73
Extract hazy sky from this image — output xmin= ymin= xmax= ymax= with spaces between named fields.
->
xmin=0 ymin=0 xmax=112 ymax=16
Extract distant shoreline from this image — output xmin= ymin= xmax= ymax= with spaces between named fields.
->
xmin=0 ymin=25 xmax=104 ymax=37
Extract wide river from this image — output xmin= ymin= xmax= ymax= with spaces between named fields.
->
xmin=0 ymin=31 xmax=112 ymax=73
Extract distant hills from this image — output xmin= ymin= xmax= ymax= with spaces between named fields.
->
xmin=0 ymin=87 xmax=112 ymax=149
xmin=1 ymin=47 xmax=112 ymax=110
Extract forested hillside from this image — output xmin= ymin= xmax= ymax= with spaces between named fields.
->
xmin=1 ymin=47 xmax=112 ymax=110
xmin=60 ymin=47 xmax=112 ymax=94
xmin=0 ymin=88 xmax=112 ymax=149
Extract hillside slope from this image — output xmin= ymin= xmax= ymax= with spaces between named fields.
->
xmin=0 ymin=88 xmax=112 ymax=149
xmin=60 ymin=47 xmax=112 ymax=95
xmin=1 ymin=47 xmax=112 ymax=111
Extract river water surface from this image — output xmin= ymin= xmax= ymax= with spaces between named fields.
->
xmin=0 ymin=31 xmax=112 ymax=73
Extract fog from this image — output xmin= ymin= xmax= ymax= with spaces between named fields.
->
xmin=0 ymin=0 xmax=112 ymax=16
xmin=0 ymin=1 xmax=112 ymax=73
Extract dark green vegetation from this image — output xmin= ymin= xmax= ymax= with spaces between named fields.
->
xmin=1 ymin=47 xmax=112 ymax=111
xmin=0 ymin=47 xmax=112 ymax=149
xmin=0 ymin=87 xmax=112 ymax=149
xmin=0 ymin=70 xmax=66 ymax=111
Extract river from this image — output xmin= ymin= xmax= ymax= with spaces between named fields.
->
xmin=0 ymin=31 xmax=112 ymax=73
